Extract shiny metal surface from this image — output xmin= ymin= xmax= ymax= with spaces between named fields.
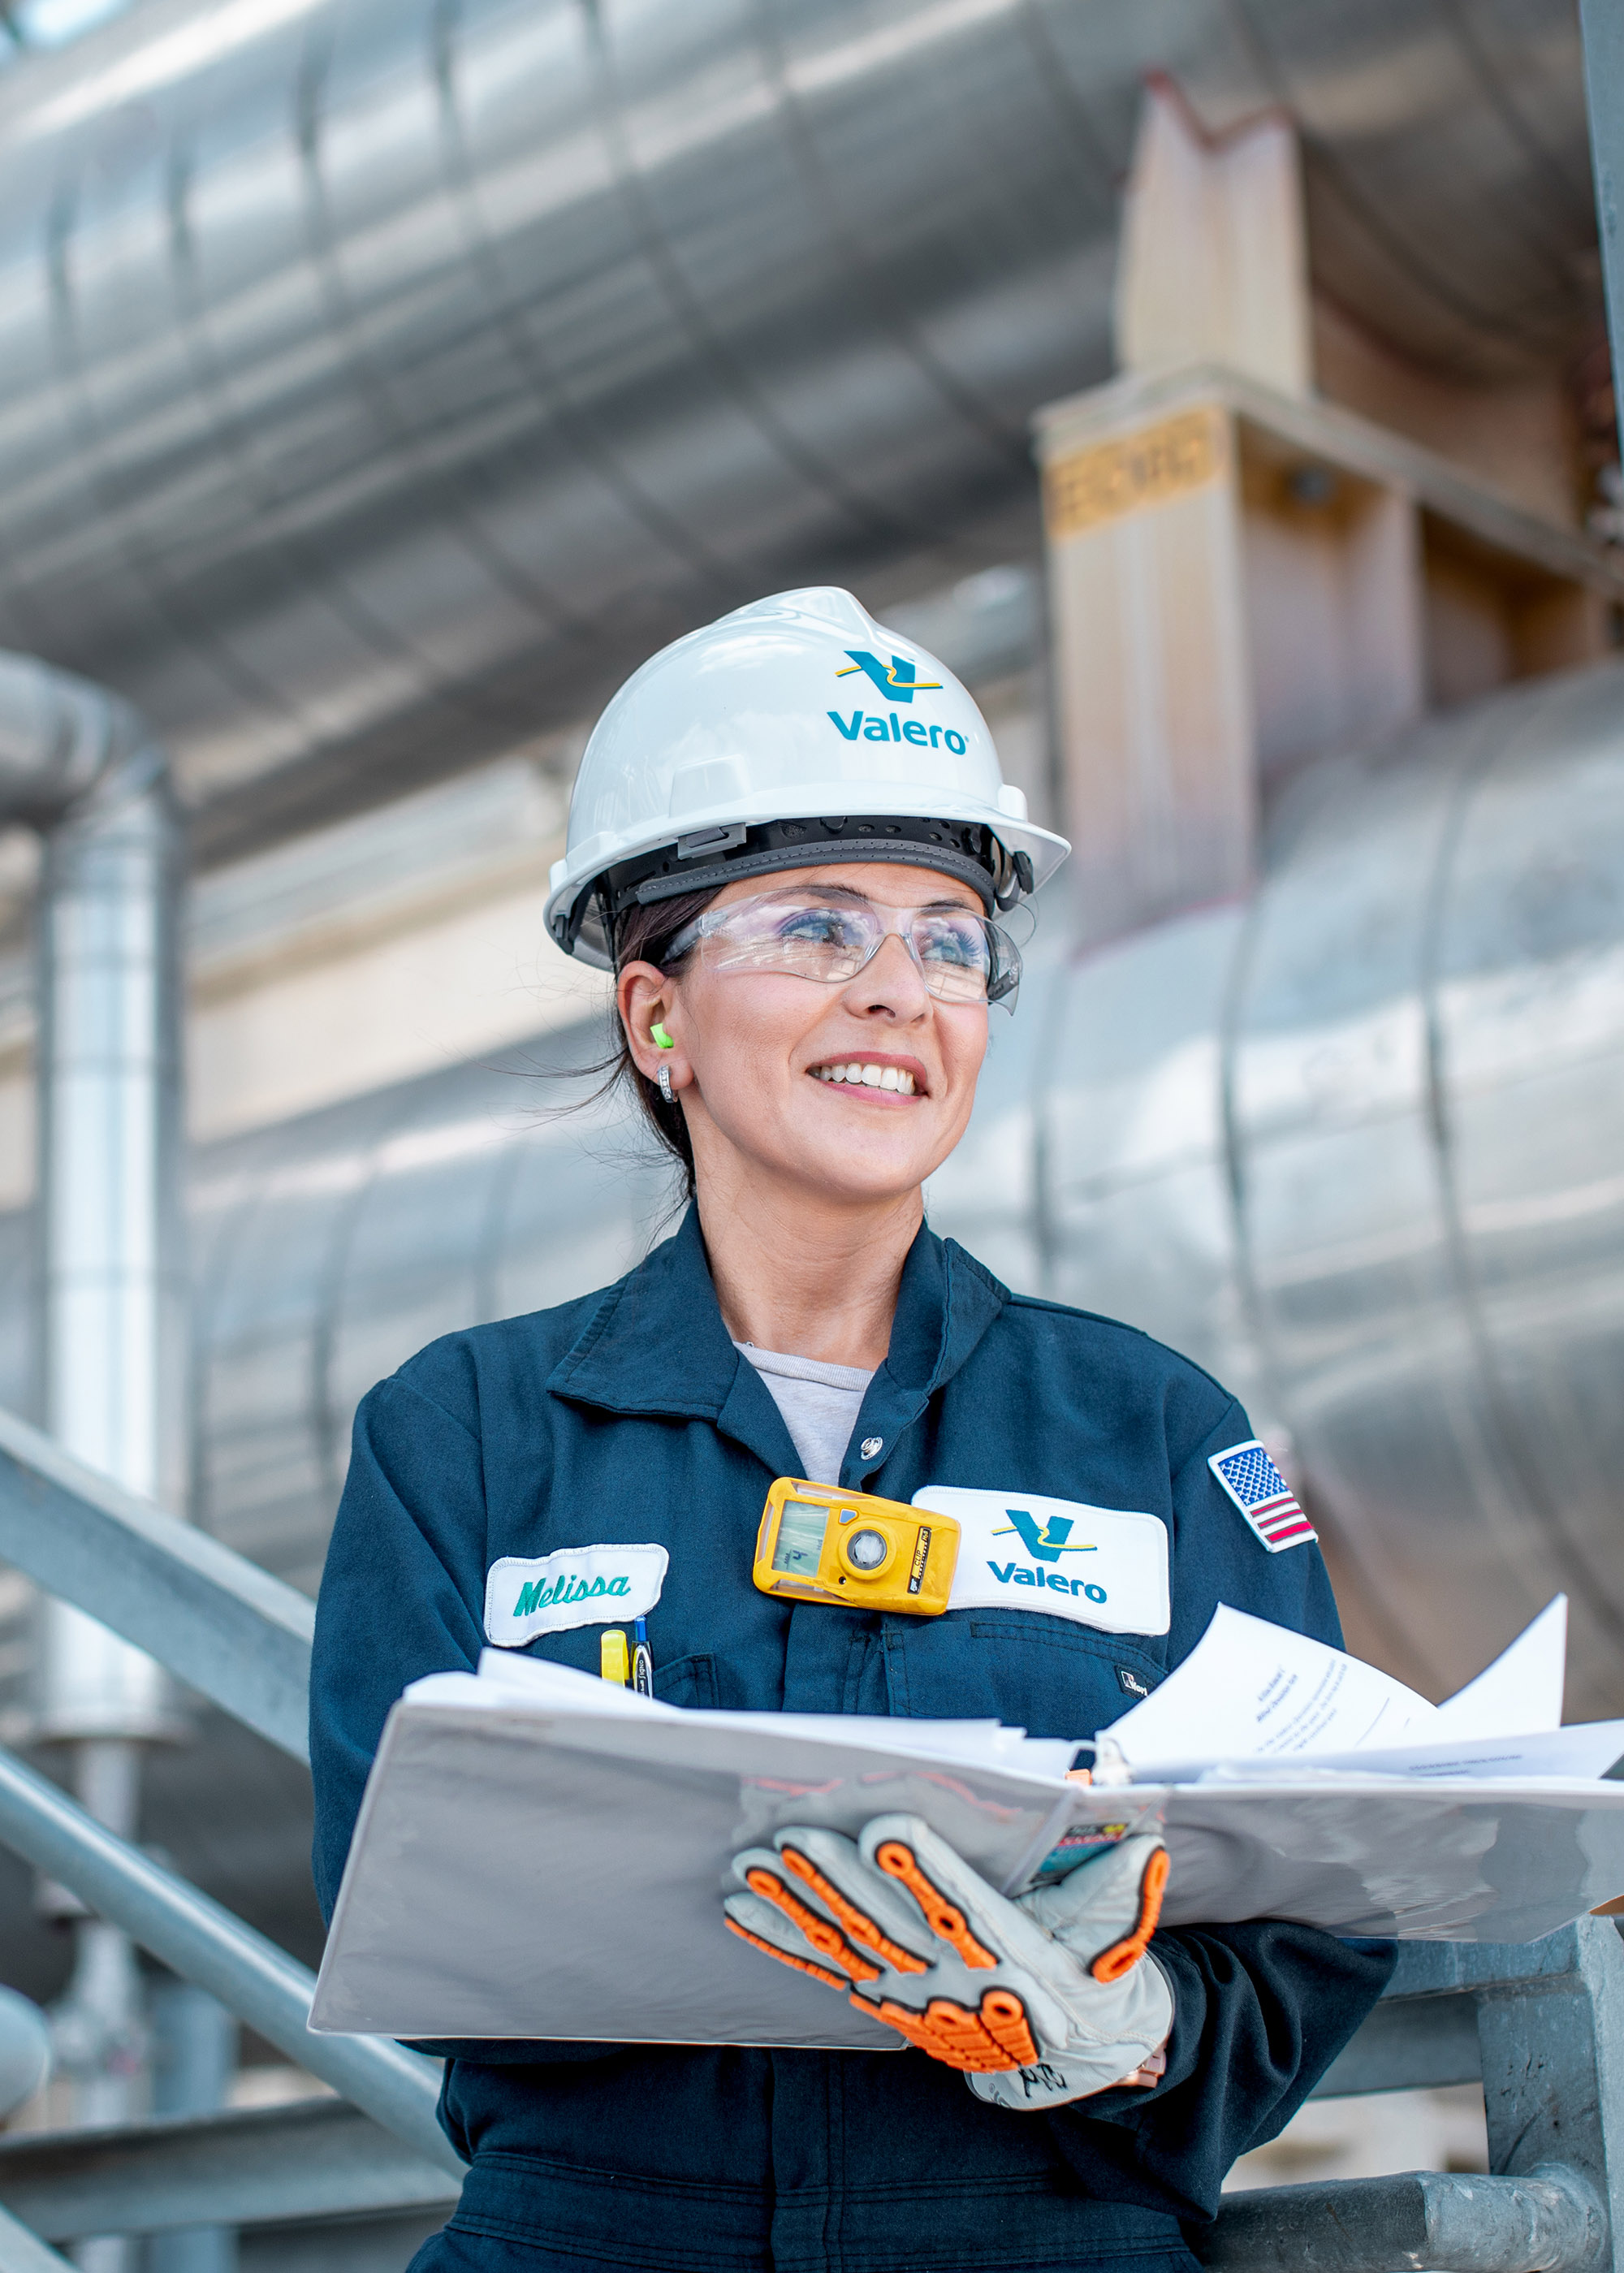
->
xmin=0 ymin=0 xmax=1598 ymax=863
xmin=0 ymin=653 xmax=188 ymax=2181
xmin=0 ymin=657 xmax=188 ymax=1745
xmin=1046 ymin=659 xmax=1624 ymax=1717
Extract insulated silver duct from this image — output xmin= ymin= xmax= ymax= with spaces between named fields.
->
xmin=0 ymin=0 xmax=1598 ymax=865
xmin=155 ymin=655 xmax=1624 ymax=1726
xmin=0 ymin=653 xmax=186 ymax=2165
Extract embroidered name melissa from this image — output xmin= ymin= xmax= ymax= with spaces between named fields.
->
xmin=484 ymin=1544 xmax=669 ymax=1645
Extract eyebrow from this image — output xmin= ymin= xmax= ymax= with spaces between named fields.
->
xmin=758 ymin=884 xmax=980 ymax=914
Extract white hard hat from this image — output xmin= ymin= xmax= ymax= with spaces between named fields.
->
xmin=546 ymin=586 xmax=1070 ymax=966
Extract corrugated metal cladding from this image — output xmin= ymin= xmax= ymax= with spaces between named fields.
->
xmin=0 ymin=0 xmax=1600 ymax=862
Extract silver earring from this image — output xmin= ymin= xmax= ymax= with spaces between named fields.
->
xmin=657 ymin=1064 xmax=674 ymax=1106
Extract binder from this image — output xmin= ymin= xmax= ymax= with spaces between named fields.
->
xmin=310 ymin=1644 xmax=1624 ymax=2047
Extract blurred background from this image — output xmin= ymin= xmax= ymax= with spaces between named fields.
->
xmin=0 ymin=0 xmax=1622 ymax=2260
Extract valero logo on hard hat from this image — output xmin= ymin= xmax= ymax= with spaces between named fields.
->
xmin=834 ymin=649 xmax=943 ymax=701
xmin=542 ymin=586 xmax=1072 ymax=966
xmin=829 ymin=644 xmax=966 ymax=751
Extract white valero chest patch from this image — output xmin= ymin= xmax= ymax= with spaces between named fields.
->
xmin=484 ymin=1543 xmax=669 ymax=1646
xmin=912 ymin=1488 xmax=1170 ymax=1637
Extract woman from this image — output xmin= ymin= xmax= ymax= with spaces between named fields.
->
xmin=310 ymin=587 xmax=1393 ymax=2272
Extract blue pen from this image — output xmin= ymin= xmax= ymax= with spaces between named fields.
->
xmin=632 ymin=1616 xmax=654 ymax=1697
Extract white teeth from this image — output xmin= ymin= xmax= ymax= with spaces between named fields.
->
xmin=813 ymin=1063 xmax=917 ymax=1094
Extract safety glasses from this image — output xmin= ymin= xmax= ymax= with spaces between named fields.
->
xmin=663 ymin=891 xmax=1020 ymax=1008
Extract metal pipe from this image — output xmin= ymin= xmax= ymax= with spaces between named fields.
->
xmin=0 ymin=655 xmax=186 ymax=2245
xmin=0 ymin=655 xmax=186 ymax=1744
xmin=0 ymin=0 xmax=1598 ymax=866
xmin=0 ymin=1739 xmax=462 ymax=2180
xmin=1201 ymin=2165 xmax=1607 ymax=2273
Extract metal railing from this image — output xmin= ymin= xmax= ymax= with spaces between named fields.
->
xmin=0 ymin=1401 xmax=1618 ymax=2267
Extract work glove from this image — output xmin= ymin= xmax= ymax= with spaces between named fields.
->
xmin=724 ymin=1813 xmax=1172 ymax=2111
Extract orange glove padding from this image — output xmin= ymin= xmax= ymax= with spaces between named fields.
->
xmin=724 ymin=1813 xmax=1172 ymax=2110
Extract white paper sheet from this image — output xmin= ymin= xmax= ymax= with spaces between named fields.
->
xmin=1102 ymin=1604 xmax=1440 ymax=1771
xmin=408 ymin=1650 xmax=1080 ymax=1779
xmin=1433 ymin=1596 xmax=1566 ymax=1737
xmin=1101 ymin=1598 xmax=1576 ymax=1781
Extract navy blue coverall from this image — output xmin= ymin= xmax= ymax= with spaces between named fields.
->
xmin=310 ymin=1208 xmax=1393 ymax=2273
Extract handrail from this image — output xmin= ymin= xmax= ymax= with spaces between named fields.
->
xmin=0 ymin=1404 xmax=311 ymax=1761
xmin=0 ymin=1742 xmax=461 ymax=2180
xmin=1203 ymin=2165 xmax=1606 ymax=2272
xmin=0 ymin=2204 xmax=71 ymax=2272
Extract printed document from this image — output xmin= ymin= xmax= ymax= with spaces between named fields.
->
xmin=1098 ymin=1597 xmax=1600 ymax=1781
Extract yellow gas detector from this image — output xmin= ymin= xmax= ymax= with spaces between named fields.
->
xmin=752 ymin=1478 xmax=960 ymax=1617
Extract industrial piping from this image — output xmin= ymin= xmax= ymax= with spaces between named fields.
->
xmin=0 ymin=655 xmax=185 ymax=2139
xmin=0 ymin=0 xmax=1597 ymax=865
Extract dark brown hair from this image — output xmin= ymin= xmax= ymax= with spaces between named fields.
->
xmin=607 ymin=887 xmax=723 ymax=1200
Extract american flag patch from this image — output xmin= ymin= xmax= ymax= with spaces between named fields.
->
xmin=1208 ymin=1440 xmax=1316 ymax=1553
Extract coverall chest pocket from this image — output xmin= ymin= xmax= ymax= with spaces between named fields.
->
xmin=881 ymin=1610 xmax=1164 ymax=1745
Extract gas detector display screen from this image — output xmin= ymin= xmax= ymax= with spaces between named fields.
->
xmin=772 ymin=1499 xmax=827 ymax=1575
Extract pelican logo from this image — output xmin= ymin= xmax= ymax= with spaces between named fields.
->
xmin=834 ymin=650 xmax=942 ymax=702
xmin=991 ymin=1509 xmax=1097 ymax=1565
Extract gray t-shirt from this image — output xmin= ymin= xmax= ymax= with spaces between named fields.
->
xmin=734 ymin=1342 xmax=875 ymax=1485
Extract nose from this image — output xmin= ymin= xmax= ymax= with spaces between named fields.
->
xmin=842 ymin=929 xmax=931 ymax=1019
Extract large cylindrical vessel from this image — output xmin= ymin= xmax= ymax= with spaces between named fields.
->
xmin=0 ymin=0 xmax=1597 ymax=859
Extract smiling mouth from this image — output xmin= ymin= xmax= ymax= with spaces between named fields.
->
xmin=810 ymin=1061 xmax=920 ymax=1096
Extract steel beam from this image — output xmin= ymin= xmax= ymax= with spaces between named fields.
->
xmin=0 ymin=2102 xmax=458 ymax=2243
xmin=1204 ymin=2165 xmax=1605 ymax=2272
xmin=1309 ymin=1990 xmax=1480 ymax=2099
xmin=0 ymin=1403 xmax=311 ymax=1763
xmin=0 ymin=1743 xmax=460 ymax=2178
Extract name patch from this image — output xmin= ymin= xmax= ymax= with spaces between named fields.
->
xmin=911 ymin=1488 xmax=1170 ymax=1636
xmin=484 ymin=1543 xmax=668 ymax=1645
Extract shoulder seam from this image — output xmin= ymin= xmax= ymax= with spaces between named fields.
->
xmin=1000 ymin=1292 xmax=1243 ymax=1407
xmin=369 ymin=1369 xmax=482 ymax=1450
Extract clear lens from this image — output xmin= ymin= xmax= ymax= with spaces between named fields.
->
xmin=672 ymin=894 xmax=1020 ymax=1009
xmin=911 ymin=912 xmax=992 ymax=1001
xmin=705 ymin=900 xmax=874 ymax=983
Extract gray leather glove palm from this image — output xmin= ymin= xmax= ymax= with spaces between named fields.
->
xmin=724 ymin=1814 xmax=1172 ymax=2110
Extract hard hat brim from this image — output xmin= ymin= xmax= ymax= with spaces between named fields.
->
xmin=546 ymin=789 xmax=1070 ymax=970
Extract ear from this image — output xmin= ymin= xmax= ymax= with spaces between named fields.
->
xmin=619 ymin=961 xmax=689 ymax=1091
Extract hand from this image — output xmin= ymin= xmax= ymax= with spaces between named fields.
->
xmin=724 ymin=1814 xmax=1173 ymax=2110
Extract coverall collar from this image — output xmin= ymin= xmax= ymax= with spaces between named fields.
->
xmin=546 ymin=1203 xmax=1008 ymax=1485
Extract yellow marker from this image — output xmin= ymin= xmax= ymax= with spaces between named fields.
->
xmin=599 ymin=1629 xmax=630 ymax=1685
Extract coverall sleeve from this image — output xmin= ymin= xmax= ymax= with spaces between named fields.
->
xmin=1047 ymin=1926 xmax=1395 ymax=2220
xmin=309 ymin=1371 xmax=490 ymax=1921
xmin=1043 ymin=1387 xmax=1396 ymax=2217
xmin=311 ymin=1363 xmax=622 ymax=2069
